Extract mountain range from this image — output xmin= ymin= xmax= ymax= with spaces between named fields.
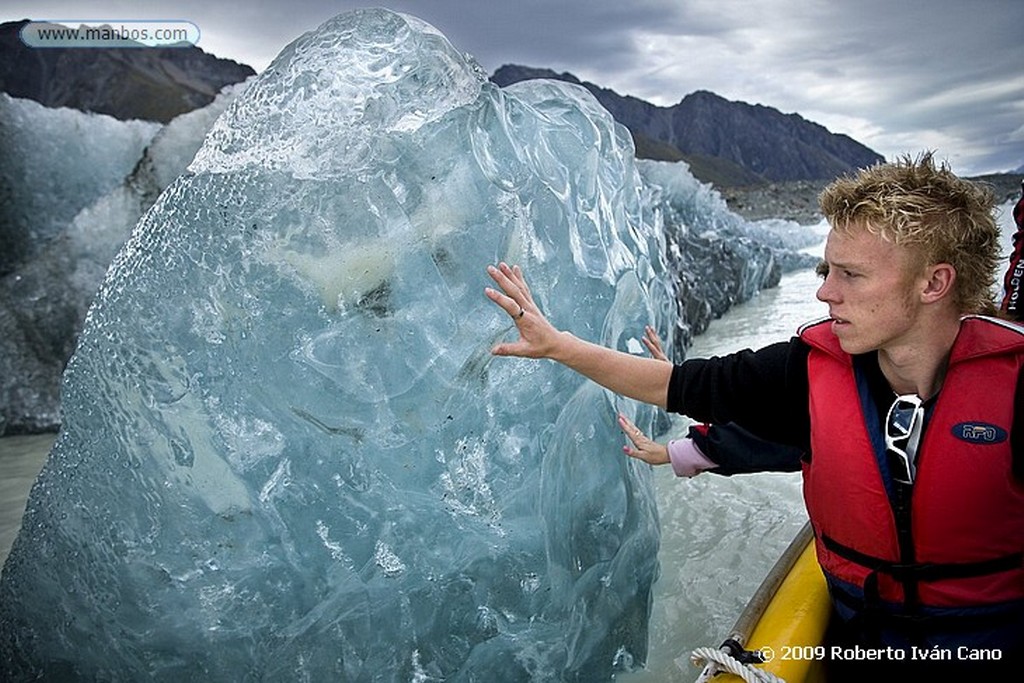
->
xmin=0 ymin=18 xmax=882 ymax=185
xmin=0 ymin=20 xmax=254 ymax=123
xmin=492 ymin=64 xmax=884 ymax=187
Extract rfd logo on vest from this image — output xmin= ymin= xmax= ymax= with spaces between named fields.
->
xmin=953 ymin=422 xmax=1008 ymax=444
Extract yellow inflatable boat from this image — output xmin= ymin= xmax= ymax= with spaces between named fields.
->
xmin=693 ymin=522 xmax=832 ymax=682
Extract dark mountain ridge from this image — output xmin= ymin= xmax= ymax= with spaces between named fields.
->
xmin=0 ymin=20 xmax=254 ymax=123
xmin=491 ymin=64 xmax=884 ymax=186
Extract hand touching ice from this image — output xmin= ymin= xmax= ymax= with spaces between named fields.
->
xmin=641 ymin=325 xmax=669 ymax=362
xmin=483 ymin=262 xmax=673 ymax=409
xmin=484 ymin=262 xmax=564 ymax=359
xmin=617 ymin=413 xmax=669 ymax=465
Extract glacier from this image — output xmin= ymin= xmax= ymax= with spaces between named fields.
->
xmin=638 ymin=160 xmax=820 ymax=354
xmin=0 ymin=94 xmax=161 ymax=276
xmin=0 ymin=83 xmax=248 ymax=434
xmin=0 ymin=9 xmax=674 ymax=681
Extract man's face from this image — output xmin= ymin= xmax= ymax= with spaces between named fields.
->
xmin=815 ymin=224 xmax=924 ymax=355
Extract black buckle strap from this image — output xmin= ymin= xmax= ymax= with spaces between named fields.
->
xmin=822 ymin=533 xmax=1023 ymax=582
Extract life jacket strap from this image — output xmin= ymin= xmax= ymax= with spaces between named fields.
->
xmin=822 ymin=533 xmax=1022 ymax=582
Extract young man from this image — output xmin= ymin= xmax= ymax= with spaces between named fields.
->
xmin=485 ymin=154 xmax=1024 ymax=668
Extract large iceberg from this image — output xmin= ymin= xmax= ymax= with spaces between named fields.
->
xmin=0 ymin=64 xmax=819 ymax=438
xmin=0 ymin=10 xmax=670 ymax=681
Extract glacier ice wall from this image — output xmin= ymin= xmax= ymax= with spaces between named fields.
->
xmin=0 ymin=10 xmax=670 ymax=681
xmin=0 ymin=94 xmax=160 ymax=276
xmin=638 ymin=160 xmax=820 ymax=356
xmin=0 ymin=83 xmax=248 ymax=435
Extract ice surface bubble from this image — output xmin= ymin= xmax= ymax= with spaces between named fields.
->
xmin=0 ymin=8 xmax=670 ymax=681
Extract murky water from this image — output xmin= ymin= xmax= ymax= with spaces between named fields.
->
xmin=0 ymin=433 xmax=56 ymax=568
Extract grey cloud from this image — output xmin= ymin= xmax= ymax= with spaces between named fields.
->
xmin=3 ymin=0 xmax=1021 ymax=173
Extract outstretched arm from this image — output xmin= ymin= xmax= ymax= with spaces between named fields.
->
xmin=484 ymin=262 xmax=672 ymax=409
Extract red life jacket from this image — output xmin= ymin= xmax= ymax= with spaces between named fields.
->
xmin=800 ymin=315 xmax=1024 ymax=612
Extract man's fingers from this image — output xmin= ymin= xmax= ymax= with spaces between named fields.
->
xmin=487 ymin=265 xmax=525 ymax=303
xmin=484 ymin=285 xmax=523 ymax=320
xmin=498 ymin=263 xmax=534 ymax=304
xmin=486 ymin=264 xmax=513 ymax=292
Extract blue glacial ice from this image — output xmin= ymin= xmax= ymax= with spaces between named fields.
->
xmin=0 ymin=9 xmax=673 ymax=681
xmin=0 ymin=83 xmax=248 ymax=434
xmin=637 ymin=159 xmax=820 ymax=356
xmin=0 ymin=94 xmax=161 ymax=275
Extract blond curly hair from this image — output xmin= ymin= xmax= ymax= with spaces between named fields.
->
xmin=819 ymin=152 xmax=1000 ymax=315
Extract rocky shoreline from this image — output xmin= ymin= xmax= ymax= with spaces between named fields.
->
xmin=720 ymin=173 xmax=1024 ymax=225
xmin=720 ymin=180 xmax=830 ymax=225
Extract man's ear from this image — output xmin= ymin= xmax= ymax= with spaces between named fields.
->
xmin=920 ymin=263 xmax=956 ymax=303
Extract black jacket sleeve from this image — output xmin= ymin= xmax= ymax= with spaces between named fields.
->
xmin=688 ymin=422 xmax=803 ymax=475
xmin=670 ymin=337 xmax=1024 ymax=480
xmin=667 ymin=338 xmax=812 ymax=453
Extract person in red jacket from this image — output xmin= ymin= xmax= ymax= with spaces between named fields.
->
xmin=999 ymin=179 xmax=1024 ymax=320
xmin=484 ymin=153 xmax=1024 ymax=675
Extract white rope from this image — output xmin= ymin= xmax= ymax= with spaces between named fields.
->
xmin=690 ymin=646 xmax=787 ymax=683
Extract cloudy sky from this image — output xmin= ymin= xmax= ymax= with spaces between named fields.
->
xmin=5 ymin=0 xmax=1022 ymax=176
